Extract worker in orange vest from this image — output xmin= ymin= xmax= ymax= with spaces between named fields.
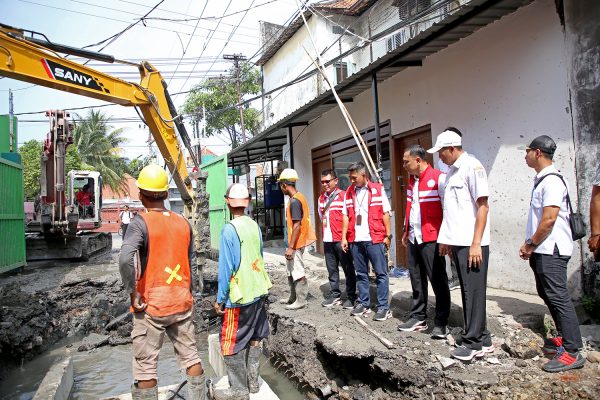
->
xmin=278 ymin=168 xmax=316 ymax=310
xmin=119 ymin=164 xmax=205 ymax=400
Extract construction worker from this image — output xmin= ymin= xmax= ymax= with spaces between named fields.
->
xmin=213 ymin=183 xmax=272 ymax=399
xmin=341 ymin=161 xmax=393 ymax=321
xmin=118 ymin=164 xmax=205 ymax=400
xmin=398 ymin=144 xmax=450 ymax=337
xmin=318 ymin=169 xmax=357 ymax=308
xmin=278 ymin=168 xmax=316 ymax=310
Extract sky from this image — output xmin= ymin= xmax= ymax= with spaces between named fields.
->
xmin=0 ymin=0 xmax=303 ymax=160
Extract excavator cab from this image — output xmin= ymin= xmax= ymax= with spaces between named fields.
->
xmin=67 ymin=170 xmax=102 ymax=229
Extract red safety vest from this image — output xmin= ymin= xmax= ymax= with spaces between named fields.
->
xmin=136 ymin=210 xmax=193 ymax=317
xmin=318 ymin=188 xmax=346 ymax=242
xmin=344 ymin=182 xmax=387 ymax=244
xmin=404 ymin=165 xmax=444 ymax=243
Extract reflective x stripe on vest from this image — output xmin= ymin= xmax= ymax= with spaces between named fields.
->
xmin=136 ymin=210 xmax=193 ymax=317
xmin=345 ymin=182 xmax=386 ymax=243
xmin=404 ymin=165 xmax=443 ymax=243
xmin=286 ymin=192 xmax=317 ymax=249
xmin=227 ymin=216 xmax=272 ymax=305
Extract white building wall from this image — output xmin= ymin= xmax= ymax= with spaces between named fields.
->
xmin=288 ymin=0 xmax=582 ymax=296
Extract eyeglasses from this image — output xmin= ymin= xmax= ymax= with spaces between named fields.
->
xmin=321 ymin=179 xmax=336 ymax=184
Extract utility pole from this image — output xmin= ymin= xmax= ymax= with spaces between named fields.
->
xmin=9 ymin=89 xmax=14 ymax=152
xmin=223 ymin=54 xmax=247 ymax=143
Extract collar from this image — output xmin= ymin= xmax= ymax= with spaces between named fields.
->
xmin=450 ymin=152 xmax=468 ymax=170
xmin=418 ymin=165 xmax=431 ymax=179
xmin=355 ymin=181 xmax=370 ymax=191
xmin=535 ymin=164 xmax=557 ymax=180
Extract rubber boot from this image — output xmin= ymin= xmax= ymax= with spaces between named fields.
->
xmin=213 ymin=350 xmax=249 ymax=400
xmin=246 ymin=345 xmax=261 ymax=393
xmin=285 ymin=278 xmax=308 ymax=310
xmin=279 ymin=276 xmax=296 ymax=305
xmin=131 ymin=384 xmax=158 ymax=400
xmin=187 ymin=373 xmax=207 ymax=400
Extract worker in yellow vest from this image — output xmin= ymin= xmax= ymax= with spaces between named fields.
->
xmin=119 ymin=164 xmax=205 ymax=400
xmin=278 ymin=168 xmax=317 ymax=310
xmin=213 ymin=183 xmax=272 ymax=399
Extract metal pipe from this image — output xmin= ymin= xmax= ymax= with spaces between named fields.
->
xmin=372 ymin=72 xmax=381 ymax=171
xmin=288 ymin=126 xmax=295 ymax=169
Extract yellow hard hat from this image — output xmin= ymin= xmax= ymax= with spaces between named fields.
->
xmin=137 ymin=164 xmax=169 ymax=192
xmin=277 ymin=168 xmax=299 ymax=182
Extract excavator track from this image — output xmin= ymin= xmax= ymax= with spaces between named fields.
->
xmin=25 ymin=232 xmax=113 ymax=261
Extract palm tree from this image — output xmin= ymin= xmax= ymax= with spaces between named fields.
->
xmin=73 ymin=109 xmax=128 ymax=192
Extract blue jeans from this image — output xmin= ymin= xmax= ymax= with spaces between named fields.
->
xmin=351 ymin=241 xmax=389 ymax=310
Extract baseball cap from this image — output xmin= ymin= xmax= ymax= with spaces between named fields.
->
xmin=427 ymin=130 xmax=462 ymax=153
xmin=225 ymin=183 xmax=250 ymax=208
xmin=521 ymin=135 xmax=557 ymax=155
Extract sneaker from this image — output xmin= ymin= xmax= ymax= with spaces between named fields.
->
xmin=321 ymin=295 xmax=342 ymax=307
xmin=431 ymin=325 xmax=448 ymax=339
xmin=373 ymin=308 xmax=392 ymax=321
xmin=350 ymin=303 xmax=371 ymax=316
xmin=448 ymin=278 xmax=460 ymax=291
xmin=398 ymin=318 xmax=428 ymax=332
xmin=475 ymin=344 xmax=495 ymax=357
xmin=542 ymin=337 xmax=563 ymax=356
xmin=341 ymin=299 xmax=354 ymax=309
xmin=542 ymin=349 xmax=586 ymax=373
xmin=451 ymin=345 xmax=479 ymax=361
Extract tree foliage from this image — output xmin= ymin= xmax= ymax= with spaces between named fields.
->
xmin=181 ymin=62 xmax=261 ymax=148
xmin=73 ymin=109 xmax=128 ymax=192
xmin=19 ymin=139 xmax=43 ymax=199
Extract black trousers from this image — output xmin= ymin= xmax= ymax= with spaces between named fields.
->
xmin=530 ymin=246 xmax=583 ymax=352
xmin=324 ymin=241 xmax=357 ymax=301
xmin=451 ymin=245 xmax=491 ymax=350
xmin=407 ymin=241 xmax=450 ymax=327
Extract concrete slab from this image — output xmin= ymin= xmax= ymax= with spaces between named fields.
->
xmin=101 ymin=384 xmax=183 ymax=400
xmin=33 ymin=357 xmax=73 ymax=400
xmin=208 ymin=333 xmax=226 ymax=376
xmin=210 ymin=376 xmax=279 ymax=399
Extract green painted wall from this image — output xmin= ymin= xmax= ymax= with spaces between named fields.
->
xmin=0 ymin=154 xmax=26 ymax=273
xmin=0 ymin=115 xmax=18 ymax=154
xmin=202 ymin=154 xmax=230 ymax=250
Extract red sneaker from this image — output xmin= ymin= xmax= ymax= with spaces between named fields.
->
xmin=542 ymin=337 xmax=562 ymax=356
xmin=542 ymin=349 xmax=585 ymax=373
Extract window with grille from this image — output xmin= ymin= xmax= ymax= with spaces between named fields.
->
xmin=334 ymin=62 xmax=348 ymax=83
xmin=394 ymin=0 xmax=434 ymax=19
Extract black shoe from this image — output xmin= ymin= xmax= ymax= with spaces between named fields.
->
xmin=341 ymin=299 xmax=354 ymax=309
xmin=373 ymin=308 xmax=392 ymax=321
xmin=321 ymin=294 xmax=342 ymax=307
xmin=398 ymin=318 xmax=428 ymax=332
xmin=431 ymin=325 xmax=448 ymax=339
xmin=350 ymin=303 xmax=371 ymax=316
xmin=451 ymin=345 xmax=479 ymax=361
xmin=542 ymin=349 xmax=585 ymax=373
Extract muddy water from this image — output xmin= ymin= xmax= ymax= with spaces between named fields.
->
xmin=1 ymin=337 xmax=303 ymax=399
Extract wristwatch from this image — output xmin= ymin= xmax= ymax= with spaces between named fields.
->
xmin=386 ymin=234 xmax=393 ymax=240
xmin=525 ymin=238 xmax=538 ymax=248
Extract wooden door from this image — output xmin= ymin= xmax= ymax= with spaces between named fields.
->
xmin=312 ymin=159 xmax=332 ymax=254
xmin=391 ymin=125 xmax=433 ymax=266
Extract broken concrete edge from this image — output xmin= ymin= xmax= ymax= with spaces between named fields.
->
xmin=32 ymin=356 xmax=73 ymax=400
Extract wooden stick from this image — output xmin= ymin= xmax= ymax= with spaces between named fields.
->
xmin=353 ymin=316 xmax=395 ymax=349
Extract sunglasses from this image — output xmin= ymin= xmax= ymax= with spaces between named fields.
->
xmin=321 ymin=178 xmax=336 ymax=184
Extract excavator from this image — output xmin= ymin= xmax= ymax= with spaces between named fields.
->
xmin=0 ymin=23 xmax=208 ymax=263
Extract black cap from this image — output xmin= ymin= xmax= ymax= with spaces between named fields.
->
xmin=526 ymin=135 xmax=557 ymax=155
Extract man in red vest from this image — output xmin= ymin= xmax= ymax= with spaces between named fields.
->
xmin=119 ymin=164 xmax=205 ymax=400
xmin=341 ymin=161 xmax=393 ymax=321
xmin=318 ymin=169 xmax=356 ymax=308
xmin=398 ymin=144 xmax=451 ymax=338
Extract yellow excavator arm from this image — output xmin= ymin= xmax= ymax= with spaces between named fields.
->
xmin=0 ymin=23 xmax=197 ymax=204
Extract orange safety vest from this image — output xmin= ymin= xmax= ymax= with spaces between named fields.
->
xmin=136 ymin=210 xmax=193 ymax=317
xmin=286 ymin=192 xmax=316 ymax=249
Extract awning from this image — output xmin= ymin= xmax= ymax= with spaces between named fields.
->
xmin=228 ymin=0 xmax=533 ymax=168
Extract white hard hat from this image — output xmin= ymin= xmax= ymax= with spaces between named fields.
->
xmin=277 ymin=168 xmax=299 ymax=182
xmin=225 ymin=183 xmax=250 ymax=208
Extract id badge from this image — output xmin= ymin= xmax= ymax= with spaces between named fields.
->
xmin=356 ymin=214 xmax=362 ymax=225
xmin=323 ymin=217 xmax=328 ymax=227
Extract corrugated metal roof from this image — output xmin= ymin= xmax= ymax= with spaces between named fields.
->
xmin=230 ymin=0 xmax=533 ymax=167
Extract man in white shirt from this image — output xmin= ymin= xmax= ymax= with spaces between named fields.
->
xmin=427 ymin=127 xmax=492 ymax=361
xmin=119 ymin=205 xmax=134 ymax=238
xmin=341 ymin=161 xmax=393 ymax=321
xmin=519 ymin=135 xmax=585 ymax=373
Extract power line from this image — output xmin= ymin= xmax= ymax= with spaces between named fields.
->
xmin=16 ymin=0 xmax=260 ymax=46
xmin=142 ymin=0 xmax=280 ymax=24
